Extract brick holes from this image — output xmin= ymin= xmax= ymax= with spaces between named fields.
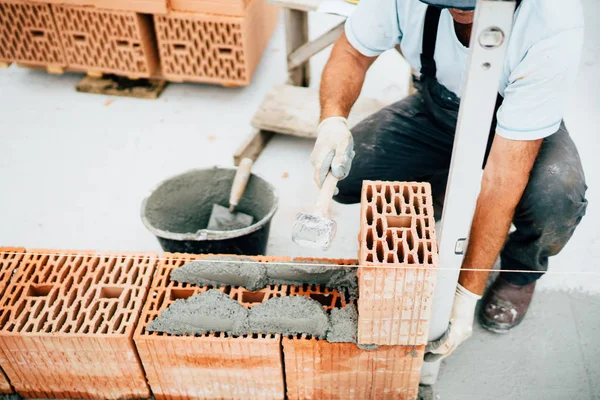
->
xmin=387 ymin=215 xmax=412 ymax=229
xmin=27 ymin=284 xmax=53 ymax=297
xmin=169 ymin=287 xmax=195 ymax=300
xmin=241 ymin=290 xmax=267 ymax=304
xmin=100 ymin=286 xmax=124 ymax=299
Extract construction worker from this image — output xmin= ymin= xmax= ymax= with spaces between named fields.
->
xmin=311 ymin=0 xmax=587 ymax=360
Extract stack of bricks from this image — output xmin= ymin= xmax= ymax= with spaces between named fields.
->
xmin=0 ymin=0 xmax=279 ymax=85
xmin=0 ymin=249 xmax=157 ymax=399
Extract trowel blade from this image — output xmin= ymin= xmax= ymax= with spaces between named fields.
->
xmin=207 ymin=204 xmax=254 ymax=231
xmin=291 ymin=212 xmax=337 ymax=251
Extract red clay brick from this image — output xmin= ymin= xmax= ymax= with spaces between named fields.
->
xmin=0 ymin=249 xmax=157 ymax=399
xmin=0 ymin=247 xmax=24 ymax=395
xmin=285 ymin=284 xmax=423 ymax=400
xmin=52 ymin=5 xmax=159 ymax=78
xmin=170 ymin=0 xmax=249 ymax=16
xmin=283 ymin=339 xmax=423 ymax=400
xmin=0 ymin=1 xmax=66 ymax=69
xmin=153 ymin=0 xmax=279 ymax=86
xmin=358 ymin=181 xmax=439 ymax=346
xmin=134 ymin=253 xmax=287 ymax=400
xmin=36 ymin=0 xmax=166 ymax=14
xmin=0 ymin=367 xmax=10 ymax=394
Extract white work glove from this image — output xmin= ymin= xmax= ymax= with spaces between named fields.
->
xmin=310 ymin=117 xmax=355 ymax=188
xmin=424 ymin=283 xmax=481 ymax=362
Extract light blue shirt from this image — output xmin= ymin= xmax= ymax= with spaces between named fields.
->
xmin=345 ymin=0 xmax=584 ymax=140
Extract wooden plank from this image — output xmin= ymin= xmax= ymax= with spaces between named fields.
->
xmin=284 ymin=9 xmax=310 ymax=87
xmin=252 ymin=84 xmax=393 ymax=138
xmin=76 ymin=74 xmax=168 ymax=99
xmin=288 ymin=22 xmax=344 ymax=70
xmin=233 ymin=129 xmax=275 ymax=166
xmin=269 ymin=0 xmax=320 ymax=12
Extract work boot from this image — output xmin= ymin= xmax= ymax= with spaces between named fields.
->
xmin=479 ymin=276 xmax=536 ymax=333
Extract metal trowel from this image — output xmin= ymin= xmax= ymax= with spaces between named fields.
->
xmin=207 ymin=158 xmax=254 ymax=231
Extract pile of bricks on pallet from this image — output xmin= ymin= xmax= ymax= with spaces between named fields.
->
xmin=0 ymin=0 xmax=279 ymax=85
xmin=0 ymin=182 xmax=438 ymax=400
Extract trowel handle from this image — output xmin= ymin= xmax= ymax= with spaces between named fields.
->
xmin=315 ymin=172 xmax=339 ymax=217
xmin=229 ymin=157 xmax=253 ymax=209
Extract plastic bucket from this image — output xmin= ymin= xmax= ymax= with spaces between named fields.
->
xmin=141 ymin=167 xmax=278 ymax=255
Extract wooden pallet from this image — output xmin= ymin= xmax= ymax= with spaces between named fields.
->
xmin=76 ymin=74 xmax=168 ymax=99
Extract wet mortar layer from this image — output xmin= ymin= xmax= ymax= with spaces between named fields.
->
xmin=265 ymin=260 xmax=357 ymax=295
xmin=248 ymin=296 xmax=330 ymax=338
xmin=170 ymin=256 xmax=268 ymax=291
xmin=147 ymin=290 xmax=249 ymax=335
xmin=149 ymin=289 xmax=378 ymax=348
xmin=143 ymin=168 xmax=277 ymax=236
xmin=170 ymin=257 xmax=357 ymax=295
xmin=326 ymin=304 xmax=358 ymax=343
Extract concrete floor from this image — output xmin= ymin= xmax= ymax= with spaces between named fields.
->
xmin=0 ymin=1 xmax=598 ymax=398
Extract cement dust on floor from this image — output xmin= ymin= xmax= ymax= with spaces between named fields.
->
xmin=1 ymin=2 xmax=600 ymax=399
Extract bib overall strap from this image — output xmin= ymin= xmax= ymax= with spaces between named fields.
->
xmin=420 ymin=6 xmax=442 ymax=78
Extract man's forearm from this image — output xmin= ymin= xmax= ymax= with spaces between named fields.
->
xmin=320 ymin=33 xmax=375 ymax=121
xmin=459 ymin=135 xmax=543 ymax=295
xmin=459 ymin=188 xmax=516 ymax=294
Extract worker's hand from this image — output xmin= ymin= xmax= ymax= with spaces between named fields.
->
xmin=424 ymin=283 xmax=481 ymax=362
xmin=311 ymin=117 xmax=355 ymax=188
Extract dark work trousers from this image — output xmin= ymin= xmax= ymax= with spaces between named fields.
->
xmin=334 ymin=77 xmax=588 ymax=285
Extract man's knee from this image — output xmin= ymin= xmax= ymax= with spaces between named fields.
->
xmin=522 ymin=158 xmax=588 ymax=241
xmin=333 ymin=179 xmax=361 ymax=204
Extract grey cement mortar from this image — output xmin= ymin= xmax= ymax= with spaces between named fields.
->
xmin=266 ymin=259 xmax=358 ymax=295
xmin=326 ymin=304 xmax=358 ymax=343
xmin=357 ymin=343 xmax=380 ymax=351
xmin=143 ymin=168 xmax=277 ymax=235
xmin=248 ymin=296 xmax=330 ymax=338
xmin=171 ymin=256 xmax=268 ymax=291
xmin=147 ymin=289 xmax=248 ymax=335
xmin=171 ymin=256 xmax=357 ymax=294
xmin=326 ymin=304 xmax=378 ymax=350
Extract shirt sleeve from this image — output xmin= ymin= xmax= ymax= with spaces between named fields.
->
xmin=496 ymin=27 xmax=584 ymax=140
xmin=344 ymin=0 xmax=402 ymax=57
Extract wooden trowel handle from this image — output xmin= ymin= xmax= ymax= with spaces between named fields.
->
xmin=315 ymin=173 xmax=339 ymax=217
xmin=229 ymin=157 xmax=253 ymax=209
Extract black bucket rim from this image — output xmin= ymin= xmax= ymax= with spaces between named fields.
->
xmin=140 ymin=167 xmax=279 ymax=241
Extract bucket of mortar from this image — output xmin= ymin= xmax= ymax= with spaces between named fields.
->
xmin=141 ymin=167 xmax=278 ymax=255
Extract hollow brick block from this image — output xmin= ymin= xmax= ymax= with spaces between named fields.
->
xmin=0 ymin=249 xmax=157 ymax=399
xmin=52 ymin=5 xmax=159 ymax=78
xmin=153 ymin=0 xmax=279 ymax=86
xmin=0 ymin=247 xmax=25 ymax=394
xmin=284 ymin=283 xmax=423 ymax=400
xmin=0 ymin=1 xmax=66 ymax=68
xmin=36 ymin=0 xmax=166 ymax=14
xmin=358 ymin=181 xmax=439 ymax=346
xmin=133 ymin=252 xmax=289 ymax=400
xmin=283 ymin=339 xmax=423 ymax=400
